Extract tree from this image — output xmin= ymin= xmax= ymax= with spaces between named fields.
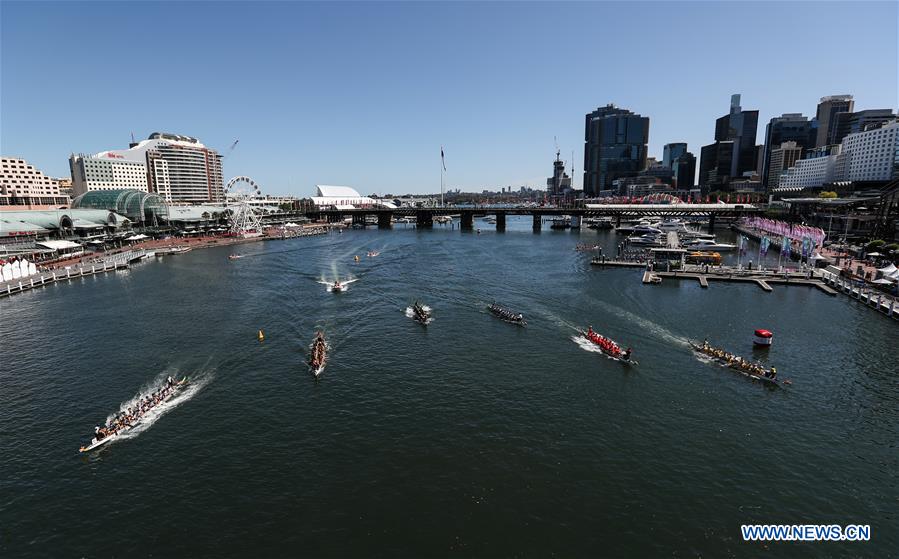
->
xmin=866 ymin=239 xmax=885 ymax=251
xmin=818 ymin=191 xmax=838 ymax=199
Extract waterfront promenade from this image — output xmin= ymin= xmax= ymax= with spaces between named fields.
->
xmin=0 ymin=224 xmax=331 ymax=299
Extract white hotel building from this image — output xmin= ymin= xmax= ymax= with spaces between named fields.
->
xmin=777 ymin=119 xmax=899 ymax=190
xmin=70 ymin=132 xmax=224 ymax=204
xmin=837 ymin=119 xmax=899 ymax=182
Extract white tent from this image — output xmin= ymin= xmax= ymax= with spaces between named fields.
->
xmin=28 ymin=262 xmax=37 ymax=276
xmin=871 ymin=278 xmax=895 ymax=285
xmin=877 ymin=263 xmax=897 ymax=274
xmin=1 ymin=262 xmax=12 ymax=282
xmin=11 ymin=262 xmax=21 ymax=279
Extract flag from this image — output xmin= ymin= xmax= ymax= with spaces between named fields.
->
xmin=441 ymin=146 xmax=446 ymax=171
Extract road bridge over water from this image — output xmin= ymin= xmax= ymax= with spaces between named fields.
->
xmin=306 ymin=204 xmax=762 ymax=232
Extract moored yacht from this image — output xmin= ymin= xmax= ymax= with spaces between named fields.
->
xmin=684 ymin=238 xmax=737 ymax=251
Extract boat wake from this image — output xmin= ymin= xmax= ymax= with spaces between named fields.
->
xmin=106 ymin=368 xmax=212 ymax=445
xmin=318 ymin=278 xmax=358 ymax=292
xmin=595 ymin=302 xmax=692 ymax=348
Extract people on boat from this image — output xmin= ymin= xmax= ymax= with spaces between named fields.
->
xmin=86 ymin=378 xmax=184 ymax=445
xmin=333 ymin=281 xmax=341 ymax=289
xmin=311 ymin=334 xmax=326 ymax=367
xmin=696 ymin=341 xmax=778 ymax=380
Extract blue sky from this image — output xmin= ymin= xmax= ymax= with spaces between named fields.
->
xmin=2 ymin=1 xmax=896 ymax=196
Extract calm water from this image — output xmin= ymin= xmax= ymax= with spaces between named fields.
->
xmin=2 ymin=217 xmax=897 ymax=557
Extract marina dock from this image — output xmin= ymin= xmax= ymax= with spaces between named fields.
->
xmin=0 ymin=250 xmax=149 ymax=299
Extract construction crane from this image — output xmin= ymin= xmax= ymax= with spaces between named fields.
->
xmin=223 ymin=139 xmax=239 ymax=159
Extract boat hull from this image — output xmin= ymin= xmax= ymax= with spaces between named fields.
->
xmin=579 ymin=331 xmax=635 ymax=364
xmin=689 ymin=343 xmax=780 ymax=386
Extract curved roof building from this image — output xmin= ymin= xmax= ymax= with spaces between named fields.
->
xmin=312 ymin=185 xmax=396 ymax=209
xmin=72 ymin=189 xmax=169 ymax=224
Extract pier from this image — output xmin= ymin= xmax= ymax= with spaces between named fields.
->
xmin=591 ymin=257 xmax=896 ymax=320
xmin=0 ymin=250 xmax=149 ymax=299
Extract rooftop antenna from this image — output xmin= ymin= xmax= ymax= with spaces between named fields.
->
xmin=131 ymin=131 xmax=135 ymax=144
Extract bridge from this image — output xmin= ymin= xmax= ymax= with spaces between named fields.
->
xmin=305 ymin=203 xmax=762 ymax=231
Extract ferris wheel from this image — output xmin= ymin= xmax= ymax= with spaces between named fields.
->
xmin=225 ymin=176 xmax=262 ymax=199
xmin=224 ymin=176 xmax=264 ymax=237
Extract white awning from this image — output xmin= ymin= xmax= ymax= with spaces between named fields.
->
xmin=37 ymin=240 xmax=82 ymax=250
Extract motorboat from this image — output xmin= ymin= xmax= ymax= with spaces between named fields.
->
xmin=550 ymin=216 xmax=571 ymax=229
xmin=586 ymin=217 xmax=614 ymax=230
xmin=627 ymin=234 xmax=664 ymax=246
xmin=615 ymin=220 xmax=653 ymax=234
xmin=685 ymin=251 xmax=722 ymax=265
xmin=684 ymin=239 xmax=737 ymax=251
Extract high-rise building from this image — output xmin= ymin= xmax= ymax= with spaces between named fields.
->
xmin=662 ymin=143 xmax=687 ymax=168
xmin=836 ymin=120 xmax=899 ymax=183
xmin=546 ymin=149 xmax=572 ymax=196
xmin=761 ymin=113 xmax=816 ymax=188
xmin=699 ymin=94 xmax=758 ymax=190
xmin=672 ymin=152 xmax=696 ymax=188
xmin=582 ymin=104 xmax=650 ymax=197
xmin=815 ymin=95 xmax=854 ymax=147
xmin=777 ymin=146 xmax=842 ymax=190
xmin=767 ymin=142 xmax=804 ymax=190
xmin=70 ymin=132 xmax=224 ymax=204
xmin=832 ymin=109 xmax=897 ymax=145
xmin=699 ymin=141 xmax=735 ymax=188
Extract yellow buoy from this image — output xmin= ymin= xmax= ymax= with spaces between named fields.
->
xmin=258 ymin=329 xmax=265 ymax=341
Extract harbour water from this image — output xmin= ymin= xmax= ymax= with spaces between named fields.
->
xmin=2 ymin=217 xmax=897 ymax=557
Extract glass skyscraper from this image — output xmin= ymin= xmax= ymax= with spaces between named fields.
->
xmin=582 ymin=104 xmax=649 ymax=197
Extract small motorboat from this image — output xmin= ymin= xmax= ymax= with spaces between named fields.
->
xmin=228 ymin=254 xmax=243 ymax=260
xmin=367 ymin=251 xmax=380 ymax=257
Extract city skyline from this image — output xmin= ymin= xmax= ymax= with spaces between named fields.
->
xmin=2 ymin=1 xmax=896 ymax=196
